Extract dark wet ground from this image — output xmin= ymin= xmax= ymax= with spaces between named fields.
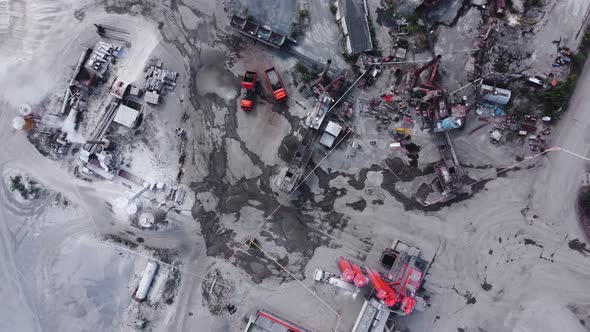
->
xmin=69 ymin=0 xmax=511 ymax=285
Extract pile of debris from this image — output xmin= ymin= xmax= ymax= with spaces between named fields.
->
xmin=144 ymin=61 xmax=178 ymax=104
xmin=553 ymin=48 xmax=573 ymax=68
xmin=88 ymin=41 xmax=121 ymax=76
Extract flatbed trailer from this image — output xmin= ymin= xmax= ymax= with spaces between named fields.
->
xmin=244 ymin=310 xmax=312 ymax=332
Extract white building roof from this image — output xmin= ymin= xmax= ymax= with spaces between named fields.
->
xmin=320 ymin=132 xmax=337 ymax=148
xmin=145 ymin=91 xmax=160 ymax=105
xmin=325 ymin=121 xmax=343 ymax=137
xmin=114 ymin=105 xmax=140 ymax=128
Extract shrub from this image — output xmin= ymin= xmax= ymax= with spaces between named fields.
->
xmin=299 ymin=10 xmax=309 ymax=20
xmin=330 ymin=4 xmax=337 ymax=15
xmin=581 ymin=189 xmax=590 ymax=214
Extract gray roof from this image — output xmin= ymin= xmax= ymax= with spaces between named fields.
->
xmin=339 ymin=0 xmax=373 ymax=54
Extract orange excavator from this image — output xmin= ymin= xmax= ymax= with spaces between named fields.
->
xmin=240 ymin=71 xmax=257 ymax=111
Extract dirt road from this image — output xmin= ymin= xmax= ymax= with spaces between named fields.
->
xmin=532 ymin=59 xmax=590 ymax=237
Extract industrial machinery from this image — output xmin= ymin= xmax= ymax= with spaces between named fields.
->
xmin=408 ymin=55 xmax=441 ymax=92
xmin=265 ymin=67 xmax=288 ymax=103
xmin=379 ymin=239 xmax=429 ymax=315
xmin=240 ymin=71 xmax=257 ymax=111
xmin=324 ymin=239 xmax=430 ymax=332
xmin=433 ymin=116 xmax=464 ymax=133
xmin=318 ymin=240 xmax=429 ymax=316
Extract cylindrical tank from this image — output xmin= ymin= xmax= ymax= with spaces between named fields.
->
xmin=139 ymin=212 xmax=155 ymax=228
xmin=338 ymin=257 xmax=355 ymax=283
xmin=125 ymin=202 xmax=138 ymax=215
xmin=115 ymin=197 xmax=129 ymax=209
xmin=350 ymin=264 xmax=368 ymax=288
xmin=135 ymin=261 xmax=159 ymax=300
xmin=366 ymin=269 xmax=388 ymax=299
xmin=440 ymin=117 xmax=463 ymax=130
xmin=353 ymin=273 xmax=368 ymax=288
xmin=12 ymin=116 xmax=36 ymax=131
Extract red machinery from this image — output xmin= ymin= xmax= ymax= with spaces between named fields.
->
xmin=338 ymin=257 xmax=355 ymax=283
xmin=240 ymin=71 xmax=257 ymax=111
xmin=351 ymin=263 xmax=368 ymax=288
xmin=408 ymin=55 xmax=441 ymax=92
xmin=321 ymin=240 xmax=428 ymax=318
xmin=339 ymin=240 xmax=428 ymax=315
xmin=365 ymin=268 xmax=389 ymax=300
xmin=367 ymin=268 xmax=398 ymax=305
xmin=265 ymin=67 xmax=288 ymax=103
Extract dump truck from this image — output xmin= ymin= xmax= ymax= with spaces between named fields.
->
xmin=240 ymin=71 xmax=257 ymax=111
xmin=265 ymin=67 xmax=288 ymax=103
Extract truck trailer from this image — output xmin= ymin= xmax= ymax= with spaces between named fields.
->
xmin=265 ymin=67 xmax=288 ymax=103
xmin=244 ymin=310 xmax=312 ymax=332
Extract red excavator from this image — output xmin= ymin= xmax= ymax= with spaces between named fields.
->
xmin=265 ymin=67 xmax=288 ymax=103
xmin=240 ymin=71 xmax=257 ymax=111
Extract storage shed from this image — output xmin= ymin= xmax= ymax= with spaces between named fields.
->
xmin=114 ymin=105 xmax=140 ymax=128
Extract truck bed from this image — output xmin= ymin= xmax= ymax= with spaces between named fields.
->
xmin=265 ymin=68 xmax=283 ymax=91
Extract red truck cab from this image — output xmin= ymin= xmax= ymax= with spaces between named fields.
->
xmin=264 ymin=67 xmax=288 ymax=103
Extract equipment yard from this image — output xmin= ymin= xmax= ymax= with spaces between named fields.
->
xmin=1 ymin=0 xmax=590 ymax=331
